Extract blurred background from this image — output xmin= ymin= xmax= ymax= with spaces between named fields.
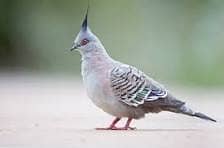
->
xmin=0 ymin=1 xmax=224 ymax=147
xmin=0 ymin=0 xmax=224 ymax=86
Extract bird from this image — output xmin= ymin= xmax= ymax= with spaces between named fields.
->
xmin=70 ymin=7 xmax=216 ymax=130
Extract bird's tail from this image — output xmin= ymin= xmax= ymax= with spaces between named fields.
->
xmin=164 ymin=102 xmax=216 ymax=122
xmin=177 ymin=104 xmax=216 ymax=122
xmin=159 ymin=94 xmax=216 ymax=122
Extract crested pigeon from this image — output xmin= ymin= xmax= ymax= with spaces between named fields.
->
xmin=70 ymin=8 xmax=216 ymax=130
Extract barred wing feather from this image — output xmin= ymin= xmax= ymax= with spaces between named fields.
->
xmin=110 ymin=65 xmax=167 ymax=107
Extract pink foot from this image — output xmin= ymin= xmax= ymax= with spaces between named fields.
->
xmin=95 ymin=117 xmax=135 ymax=130
xmin=95 ymin=126 xmax=136 ymax=130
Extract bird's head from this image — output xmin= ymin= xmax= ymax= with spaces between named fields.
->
xmin=70 ymin=7 xmax=103 ymax=53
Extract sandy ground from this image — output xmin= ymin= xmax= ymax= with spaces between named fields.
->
xmin=0 ymin=73 xmax=223 ymax=148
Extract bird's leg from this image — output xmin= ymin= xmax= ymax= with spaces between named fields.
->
xmin=120 ymin=118 xmax=136 ymax=130
xmin=95 ymin=117 xmax=121 ymax=130
xmin=96 ymin=117 xmax=136 ymax=130
xmin=109 ymin=117 xmax=136 ymax=130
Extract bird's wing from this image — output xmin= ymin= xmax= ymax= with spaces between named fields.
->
xmin=110 ymin=65 xmax=167 ymax=107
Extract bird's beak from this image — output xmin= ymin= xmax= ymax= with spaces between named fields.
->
xmin=70 ymin=43 xmax=80 ymax=51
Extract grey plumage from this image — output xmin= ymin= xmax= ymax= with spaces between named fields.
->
xmin=110 ymin=65 xmax=167 ymax=107
xmin=70 ymin=7 xmax=216 ymax=129
xmin=110 ymin=64 xmax=216 ymax=122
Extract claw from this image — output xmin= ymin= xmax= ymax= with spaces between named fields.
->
xmin=95 ymin=126 xmax=136 ymax=130
xmin=95 ymin=117 xmax=135 ymax=130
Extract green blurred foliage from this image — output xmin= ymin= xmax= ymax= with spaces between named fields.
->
xmin=0 ymin=0 xmax=224 ymax=86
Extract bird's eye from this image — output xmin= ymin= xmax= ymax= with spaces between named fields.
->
xmin=80 ymin=39 xmax=89 ymax=46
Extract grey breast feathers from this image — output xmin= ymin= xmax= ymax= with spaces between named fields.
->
xmin=110 ymin=65 xmax=167 ymax=107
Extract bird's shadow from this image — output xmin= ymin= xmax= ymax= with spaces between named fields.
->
xmin=77 ymin=128 xmax=200 ymax=132
xmin=132 ymin=128 xmax=200 ymax=132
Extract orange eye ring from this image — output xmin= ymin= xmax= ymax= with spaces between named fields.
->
xmin=80 ymin=39 xmax=89 ymax=46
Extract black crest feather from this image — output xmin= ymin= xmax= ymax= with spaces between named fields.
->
xmin=81 ymin=1 xmax=89 ymax=31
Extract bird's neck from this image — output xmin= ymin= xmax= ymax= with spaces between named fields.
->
xmin=81 ymin=47 xmax=114 ymax=77
xmin=81 ymin=47 xmax=110 ymax=61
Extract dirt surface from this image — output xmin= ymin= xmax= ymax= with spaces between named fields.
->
xmin=0 ymin=74 xmax=223 ymax=148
